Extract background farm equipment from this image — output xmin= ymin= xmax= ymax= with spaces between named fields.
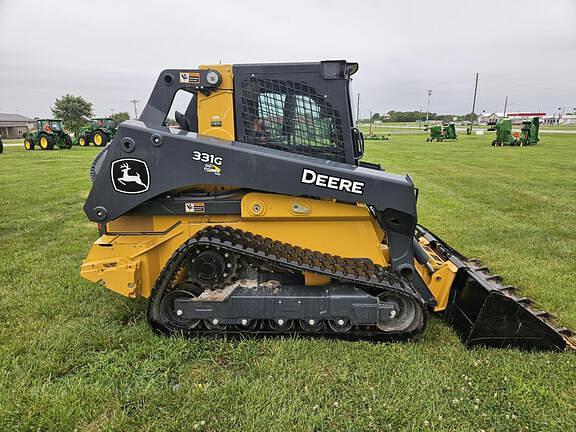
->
xmin=23 ymin=119 xmax=72 ymax=150
xmin=76 ymin=118 xmax=117 ymax=147
xmin=426 ymin=125 xmax=442 ymax=141
xmin=426 ymin=123 xmax=457 ymax=142
xmin=519 ymin=117 xmax=540 ymax=146
xmin=442 ymin=123 xmax=457 ymax=140
xmin=488 ymin=118 xmax=514 ymax=146
xmin=488 ymin=117 xmax=540 ymax=146
xmin=365 ymin=133 xmax=391 ymax=140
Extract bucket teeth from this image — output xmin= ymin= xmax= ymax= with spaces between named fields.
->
xmin=498 ymin=285 xmax=518 ymax=295
xmin=514 ymin=297 xmax=533 ymax=306
xmin=485 ymin=274 xmax=503 ymax=283
xmin=498 ymin=282 xmax=533 ymax=305
xmin=532 ymin=310 xmax=552 ymax=320
xmin=557 ymin=327 xmax=574 ymax=337
xmin=472 ymin=265 xmax=490 ymax=273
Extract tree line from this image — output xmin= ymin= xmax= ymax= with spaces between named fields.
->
xmin=51 ymin=94 xmax=131 ymax=133
xmin=363 ymin=111 xmax=478 ymax=123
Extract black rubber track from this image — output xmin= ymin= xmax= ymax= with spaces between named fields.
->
xmin=147 ymin=225 xmax=428 ymax=342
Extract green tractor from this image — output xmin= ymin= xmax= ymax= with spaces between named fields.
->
xmin=488 ymin=117 xmax=539 ymax=147
xmin=23 ymin=119 xmax=72 ymax=150
xmin=426 ymin=123 xmax=457 ymax=142
xmin=76 ymin=118 xmax=117 ymax=147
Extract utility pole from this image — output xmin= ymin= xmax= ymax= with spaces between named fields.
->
xmin=130 ymin=99 xmax=140 ymax=119
xmin=369 ymin=110 xmax=373 ymax=135
xmin=425 ymin=90 xmax=432 ymax=123
xmin=356 ymin=93 xmax=360 ymax=127
xmin=503 ymin=96 xmax=508 ymax=117
xmin=467 ymin=73 xmax=479 ymax=135
xmin=419 ymin=105 xmax=423 ymax=130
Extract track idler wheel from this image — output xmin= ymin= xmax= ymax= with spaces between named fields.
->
xmin=158 ymin=283 xmax=202 ymax=331
xmin=376 ymin=294 xmax=425 ymax=334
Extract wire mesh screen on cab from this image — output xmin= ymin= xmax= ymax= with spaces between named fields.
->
xmin=239 ymin=78 xmax=346 ymax=162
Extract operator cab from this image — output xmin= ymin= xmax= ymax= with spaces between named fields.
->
xmin=167 ymin=61 xmax=364 ymax=165
xmin=36 ymin=119 xmax=63 ymax=132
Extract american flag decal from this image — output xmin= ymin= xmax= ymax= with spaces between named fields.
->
xmin=185 ymin=202 xmax=205 ymax=213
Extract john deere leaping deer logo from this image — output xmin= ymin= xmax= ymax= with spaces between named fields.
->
xmin=118 ymin=162 xmax=146 ymax=187
xmin=111 ymin=158 xmax=150 ymax=194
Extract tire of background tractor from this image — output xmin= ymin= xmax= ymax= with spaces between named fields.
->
xmin=91 ymin=131 xmax=107 ymax=147
xmin=78 ymin=136 xmax=88 ymax=146
xmin=39 ymin=135 xmax=55 ymax=150
xmin=24 ymin=139 xmax=34 ymax=150
xmin=62 ymin=134 xmax=73 ymax=149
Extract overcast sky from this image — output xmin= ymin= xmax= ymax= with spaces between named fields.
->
xmin=1 ymin=0 xmax=575 ymax=119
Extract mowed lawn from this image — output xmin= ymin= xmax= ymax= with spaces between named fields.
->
xmin=0 ymin=135 xmax=575 ymax=431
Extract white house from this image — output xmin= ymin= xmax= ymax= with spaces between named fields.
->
xmin=560 ymin=114 xmax=576 ymax=125
xmin=478 ymin=112 xmax=545 ymax=125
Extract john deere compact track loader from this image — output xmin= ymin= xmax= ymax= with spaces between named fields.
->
xmin=81 ymin=61 xmax=574 ymax=351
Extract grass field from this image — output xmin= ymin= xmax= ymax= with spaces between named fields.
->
xmin=1 ymin=135 xmax=575 ymax=431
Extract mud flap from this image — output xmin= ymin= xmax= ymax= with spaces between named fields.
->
xmin=416 ymin=225 xmax=575 ymax=352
